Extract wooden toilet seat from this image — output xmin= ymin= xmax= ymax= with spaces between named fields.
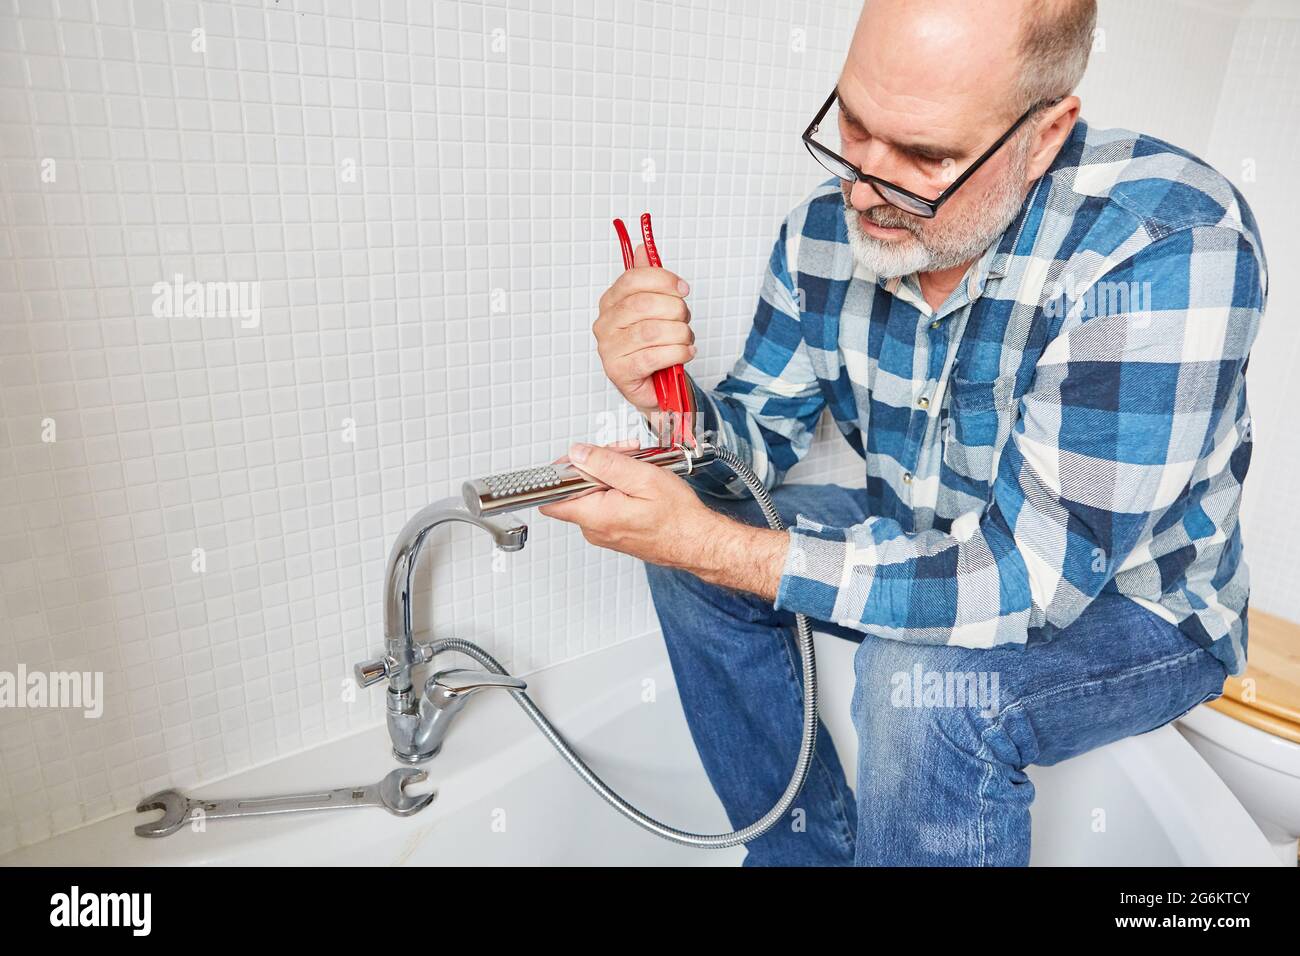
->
xmin=1208 ymin=609 xmax=1300 ymax=746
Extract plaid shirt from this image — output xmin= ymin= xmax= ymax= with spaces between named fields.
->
xmin=683 ymin=118 xmax=1267 ymax=675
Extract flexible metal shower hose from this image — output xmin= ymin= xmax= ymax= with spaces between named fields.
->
xmin=428 ymin=445 xmax=818 ymax=849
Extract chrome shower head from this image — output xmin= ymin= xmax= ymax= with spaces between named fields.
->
xmin=462 ymin=441 xmax=716 ymax=518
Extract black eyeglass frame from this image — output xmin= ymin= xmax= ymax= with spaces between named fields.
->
xmin=802 ymin=88 xmax=1062 ymax=218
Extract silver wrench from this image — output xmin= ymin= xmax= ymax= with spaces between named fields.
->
xmin=134 ymin=767 xmax=435 ymax=838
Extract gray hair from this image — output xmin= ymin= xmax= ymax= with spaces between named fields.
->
xmin=1014 ymin=0 xmax=1097 ymax=114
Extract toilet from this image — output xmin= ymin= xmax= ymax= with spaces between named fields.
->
xmin=1177 ymin=609 xmax=1300 ymax=866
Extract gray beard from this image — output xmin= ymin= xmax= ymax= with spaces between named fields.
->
xmin=842 ymin=144 xmax=1033 ymax=280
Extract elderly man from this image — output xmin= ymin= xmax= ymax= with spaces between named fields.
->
xmin=541 ymin=0 xmax=1267 ymax=866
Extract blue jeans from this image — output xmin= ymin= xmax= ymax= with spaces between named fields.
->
xmin=644 ymin=482 xmax=1229 ymax=866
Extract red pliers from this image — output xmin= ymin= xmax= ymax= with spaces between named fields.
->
xmin=613 ymin=213 xmax=696 ymax=448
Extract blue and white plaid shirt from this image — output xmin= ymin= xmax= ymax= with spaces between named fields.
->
xmin=684 ymin=118 xmax=1267 ymax=675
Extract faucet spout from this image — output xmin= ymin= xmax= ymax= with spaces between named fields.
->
xmin=382 ymin=497 xmax=526 ymax=691
xmin=352 ymin=496 xmax=527 ymax=762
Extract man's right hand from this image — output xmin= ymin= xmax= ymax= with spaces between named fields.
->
xmin=593 ymin=243 xmax=696 ymax=417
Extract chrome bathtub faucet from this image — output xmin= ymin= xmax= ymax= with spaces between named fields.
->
xmin=353 ymin=497 xmax=529 ymax=763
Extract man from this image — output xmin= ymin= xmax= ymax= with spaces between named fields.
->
xmin=541 ymin=0 xmax=1267 ymax=866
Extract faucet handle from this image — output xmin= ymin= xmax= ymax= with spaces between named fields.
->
xmin=354 ymin=655 xmax=398 ymax=688
xmin=428 ymin=668 xmax=527 ymax=696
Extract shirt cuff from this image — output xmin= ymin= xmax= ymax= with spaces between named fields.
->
xmin=773 ymin=516 xmax=854 ymax=624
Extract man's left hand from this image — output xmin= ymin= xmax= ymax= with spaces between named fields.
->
xmin=537 ymin=441 xmax=789 ymax=600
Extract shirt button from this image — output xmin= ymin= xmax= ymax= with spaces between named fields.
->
xmin=902 ymin=472 xmax=913 ymax=484
xmin=917 ymin=396 xmax=929 ymax=409
xmin=930 ymin=320 xmax=941 ymax=329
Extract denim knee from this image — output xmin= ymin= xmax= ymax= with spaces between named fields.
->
xmin=850 ymin=636 xmax=1010 ymax=771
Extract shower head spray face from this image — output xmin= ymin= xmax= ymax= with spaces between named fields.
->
xmin=481 ymin=464 xmax=565 ymax=500
xmin=462 ymin=441 xmax=716 ymax=517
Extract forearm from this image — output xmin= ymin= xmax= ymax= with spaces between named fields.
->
xmin=686 ymin=512 xmax=790 ymax=603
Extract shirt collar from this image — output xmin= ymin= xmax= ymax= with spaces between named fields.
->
xmin=878 ymin=239 xmax=1005 ymax=317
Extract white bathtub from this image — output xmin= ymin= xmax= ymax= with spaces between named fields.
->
xmin=0 ymin=630 xmax=1280 ymax=867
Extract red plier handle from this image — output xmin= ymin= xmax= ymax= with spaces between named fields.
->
xmin=612 ymin=213 xmax=695 ymax=447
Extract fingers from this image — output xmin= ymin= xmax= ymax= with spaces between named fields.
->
xmin=566 ymin=442 xmax=661 ymax=497
xmin=608 ymin=344 xmax=696 ymax=384
xmin=549 ymin=437 xmax=641 ymax=467
xmin=597 ymin=317 xmax=694 ymax=356
xmin=594 ymin=299 xmax=692 ymax=352
xmin=616 ymin=289 xmax=691 ymax=325
xmin=597 ymin=262 xmax=690 ymax=313
xmin=539 ymin=439 xmax=645 ymax=523
xmin=595 ymin=239 xmax=693 ymax=413
xmin=595 ymin=309 xmax=696 ymax=386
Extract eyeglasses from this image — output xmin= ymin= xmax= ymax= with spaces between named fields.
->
xmin=802 ymin=88 xmax=1061 ymax=219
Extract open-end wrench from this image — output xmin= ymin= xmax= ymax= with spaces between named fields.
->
xmin=134 ymin=767 xmax=435 ymax=838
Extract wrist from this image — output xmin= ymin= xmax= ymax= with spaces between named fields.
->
xmin=690 ymin=512 xmax=789 ymax=602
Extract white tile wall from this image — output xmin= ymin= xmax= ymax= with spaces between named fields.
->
xmin=0 ymin=0 xmax=864 ymax=853
xmin=1076 ymin=0 xmax=1243 ymax=155
xmin=1204 ymin=6 xmax=1300 ymax=622
xmin=0 ymin=0 xmax=1294 ymax=854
